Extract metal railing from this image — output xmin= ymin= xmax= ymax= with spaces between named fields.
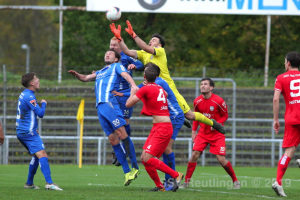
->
xmin=1 ymin=76 xmax=286 ymax=166
xmin=0 ymin=116 xmax=284 ymax=166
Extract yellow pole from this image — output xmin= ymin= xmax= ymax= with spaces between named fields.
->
xmin=76 ymin=99 xmax=85 ymax=168
xmin=79 ymin=118 xmax=84 ymax=168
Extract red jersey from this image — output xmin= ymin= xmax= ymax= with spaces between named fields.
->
xmin=274 ymin=70 xmax=300 ymax=125
xmin=193 ymin=93 xmax=228 ymax=139
xmin=136 ymin=83 xmax=170 ymax=116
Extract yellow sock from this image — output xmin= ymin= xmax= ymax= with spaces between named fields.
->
xmin=194 ymin=112 xmax=213 ymax=126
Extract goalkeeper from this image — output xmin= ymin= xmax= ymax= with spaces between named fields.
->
xmin=110 ymin=21 xmax=226 ymax=134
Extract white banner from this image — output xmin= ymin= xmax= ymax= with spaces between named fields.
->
xmin=87 ymin=0 xmax=300 ymax=15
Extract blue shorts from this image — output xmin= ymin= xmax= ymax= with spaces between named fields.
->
xmin=97 ymin=102 xmax=127 ymax=136
xmin=115 ymin=95 xmax=133 ymax=119
xmin=17 ymin=132 xmax=45 ymax=154
xmin=170 ymin=113 xmax=185 ymax=140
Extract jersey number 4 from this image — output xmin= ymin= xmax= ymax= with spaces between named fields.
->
xmin=157 ymin=89 xmax=166 ymax=103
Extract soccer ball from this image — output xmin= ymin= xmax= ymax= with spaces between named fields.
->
xmin=106 ymin=7 xmax=121 ymax=22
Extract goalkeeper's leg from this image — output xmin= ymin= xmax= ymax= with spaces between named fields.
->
xmin=185 ymin=110 xmax=226 ymax=134
xmin=174 ymin=92 xmax=226 ymax=134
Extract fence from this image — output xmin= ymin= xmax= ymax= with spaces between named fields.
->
xmin=1 ymin=72 xmax=294 ymax=167
xmin=1 ymin=64 xmax=284 ymax=88
xmin=0 ymin=116 xmax=285 ymax=167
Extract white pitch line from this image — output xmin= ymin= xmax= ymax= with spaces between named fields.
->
xmin=199 ymin=173 xmax=300 ymax=182
xmin=185 ymin=188 xmax=279 ymax=199
xmin=87 ymin=183 xmax=279 ymax=199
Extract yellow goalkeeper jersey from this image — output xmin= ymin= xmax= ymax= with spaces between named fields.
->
xmin=137 ymin=47 xmax=190 ymax=113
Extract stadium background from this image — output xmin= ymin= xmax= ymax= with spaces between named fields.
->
xmin=1 ymin=64 xmax=298 ymax=168
xmin=1 ymin=0 xmax=300 ymax=168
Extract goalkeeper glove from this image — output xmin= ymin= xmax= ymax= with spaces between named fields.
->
xmin=125 ymin=20 xmax=137 ymax=39
xmin=110 ymin=23 xmax=122 ymax=42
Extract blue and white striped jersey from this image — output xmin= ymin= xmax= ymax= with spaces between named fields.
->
xmin=117 ymin=52 xmax=144 ymax=92
xmin=94 ymin=63 xmax=128 ymax=106
xmin=155 ymin=77 xmax=184 ymax=120
xmin=16 ymin=88 xmax=46 ymax=135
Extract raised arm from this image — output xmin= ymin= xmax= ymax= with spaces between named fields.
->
xmin=120 ymin=71 xmax=139 ymax=100
xmin=110 ymin=23 xmax=138 ymax=58
xmin=68 ymin=70 xmax=96 ymax=82
xmin=119 ymin=40 xmax=138 ymax=58
xmin=120 ymin=71 xmax=137 ymax=88
xmin=125 ymin=20 xmax=155 ymax=55
xmin=126 ymin=87 xmax=140 ymax=108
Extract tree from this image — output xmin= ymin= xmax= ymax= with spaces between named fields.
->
xmin=0 ymin=0 xmax=59 ymax=77
xmin=2 ymin=0 xmax=300 ymax=81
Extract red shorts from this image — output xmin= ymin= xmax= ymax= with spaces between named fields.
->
xmin=193 ymin=134 xmax=226 ymax=155
xmin=283 ymin=124 xmax=300 ymax=148
xmin=143 ymin=122 xmax=173 ymax=158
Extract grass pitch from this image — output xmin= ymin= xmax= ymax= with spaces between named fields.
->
xmin=0 ymin=164 xmax=300 ymax=200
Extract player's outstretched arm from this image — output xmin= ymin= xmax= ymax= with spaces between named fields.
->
xmin=110 ymin=23 xmax=122 ymax=42
xmin=126 ymin=90 xmax=140 ymax=108
xmin=110 ymin=23 xmax=138 ymax=58
xmin=119 ymin=40 xmax=138 ymax=58
xmin=124 ymin=20 xmax=137 ymax=39
xmin=68 ymin=70 xmax=96 ymax=82
xmin=125 ymin=20 xmax=155 ymax=55
xmin=120 ymin=72 xmax=137 ymax=87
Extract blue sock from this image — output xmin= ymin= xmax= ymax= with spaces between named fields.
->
xmin=26 ymin=156 xmax=39 ymax=185
xmin=163 ymin=152 xmax=176 ymax=181
xmin=124 ymin=124 xmax=131 ymax=137
xmin=39 ymin=157 xmax=53 ymax=184
xmin=122 ymin=137 xmax=139 ymax=169
xmin=113 ymin=144 xmax=130 ymax=174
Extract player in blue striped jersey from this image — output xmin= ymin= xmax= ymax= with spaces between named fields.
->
xmin=16 ymin=72 xmax=62 ymax=190
xmin=110 ymin=37 xmax=144 ymax=166
xmin=68 ymin=49 xmax=140 ymax=186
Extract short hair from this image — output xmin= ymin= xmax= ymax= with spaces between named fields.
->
xmin=145 ymin=63 xmax=160 ymax=77
xmin=107 ymin=49 xmax=121 ymax=62
xmin=21 ymin=72 xmax=35 ymax=88
xmin=152 ymin=33 xmax=165 ymax=47
xmin=286 ymin=51 xmax=300 ymax=68
xmin=144 ymin=63 xmax=160 ymax=83
xmin=111 ymin=36 xmax=118 ymax=41
xmin=201 ymin=77 xmax=215 ymax=88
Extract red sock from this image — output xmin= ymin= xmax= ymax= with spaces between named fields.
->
xmin=185 ymin=162 xmax=197 ymax=183
xmin=276 ymin=155 xmax=291 ymax=186
xmin=142 ymin=161 xmax=163 ymax=188
xmin=147 ymin=157 xmax=179 ymax=178
xmin=222 ymin=161 xmax=238 ymax=182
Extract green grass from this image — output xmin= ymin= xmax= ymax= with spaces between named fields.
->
xmin=1 ymin=165 xmax=300 ymax=199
